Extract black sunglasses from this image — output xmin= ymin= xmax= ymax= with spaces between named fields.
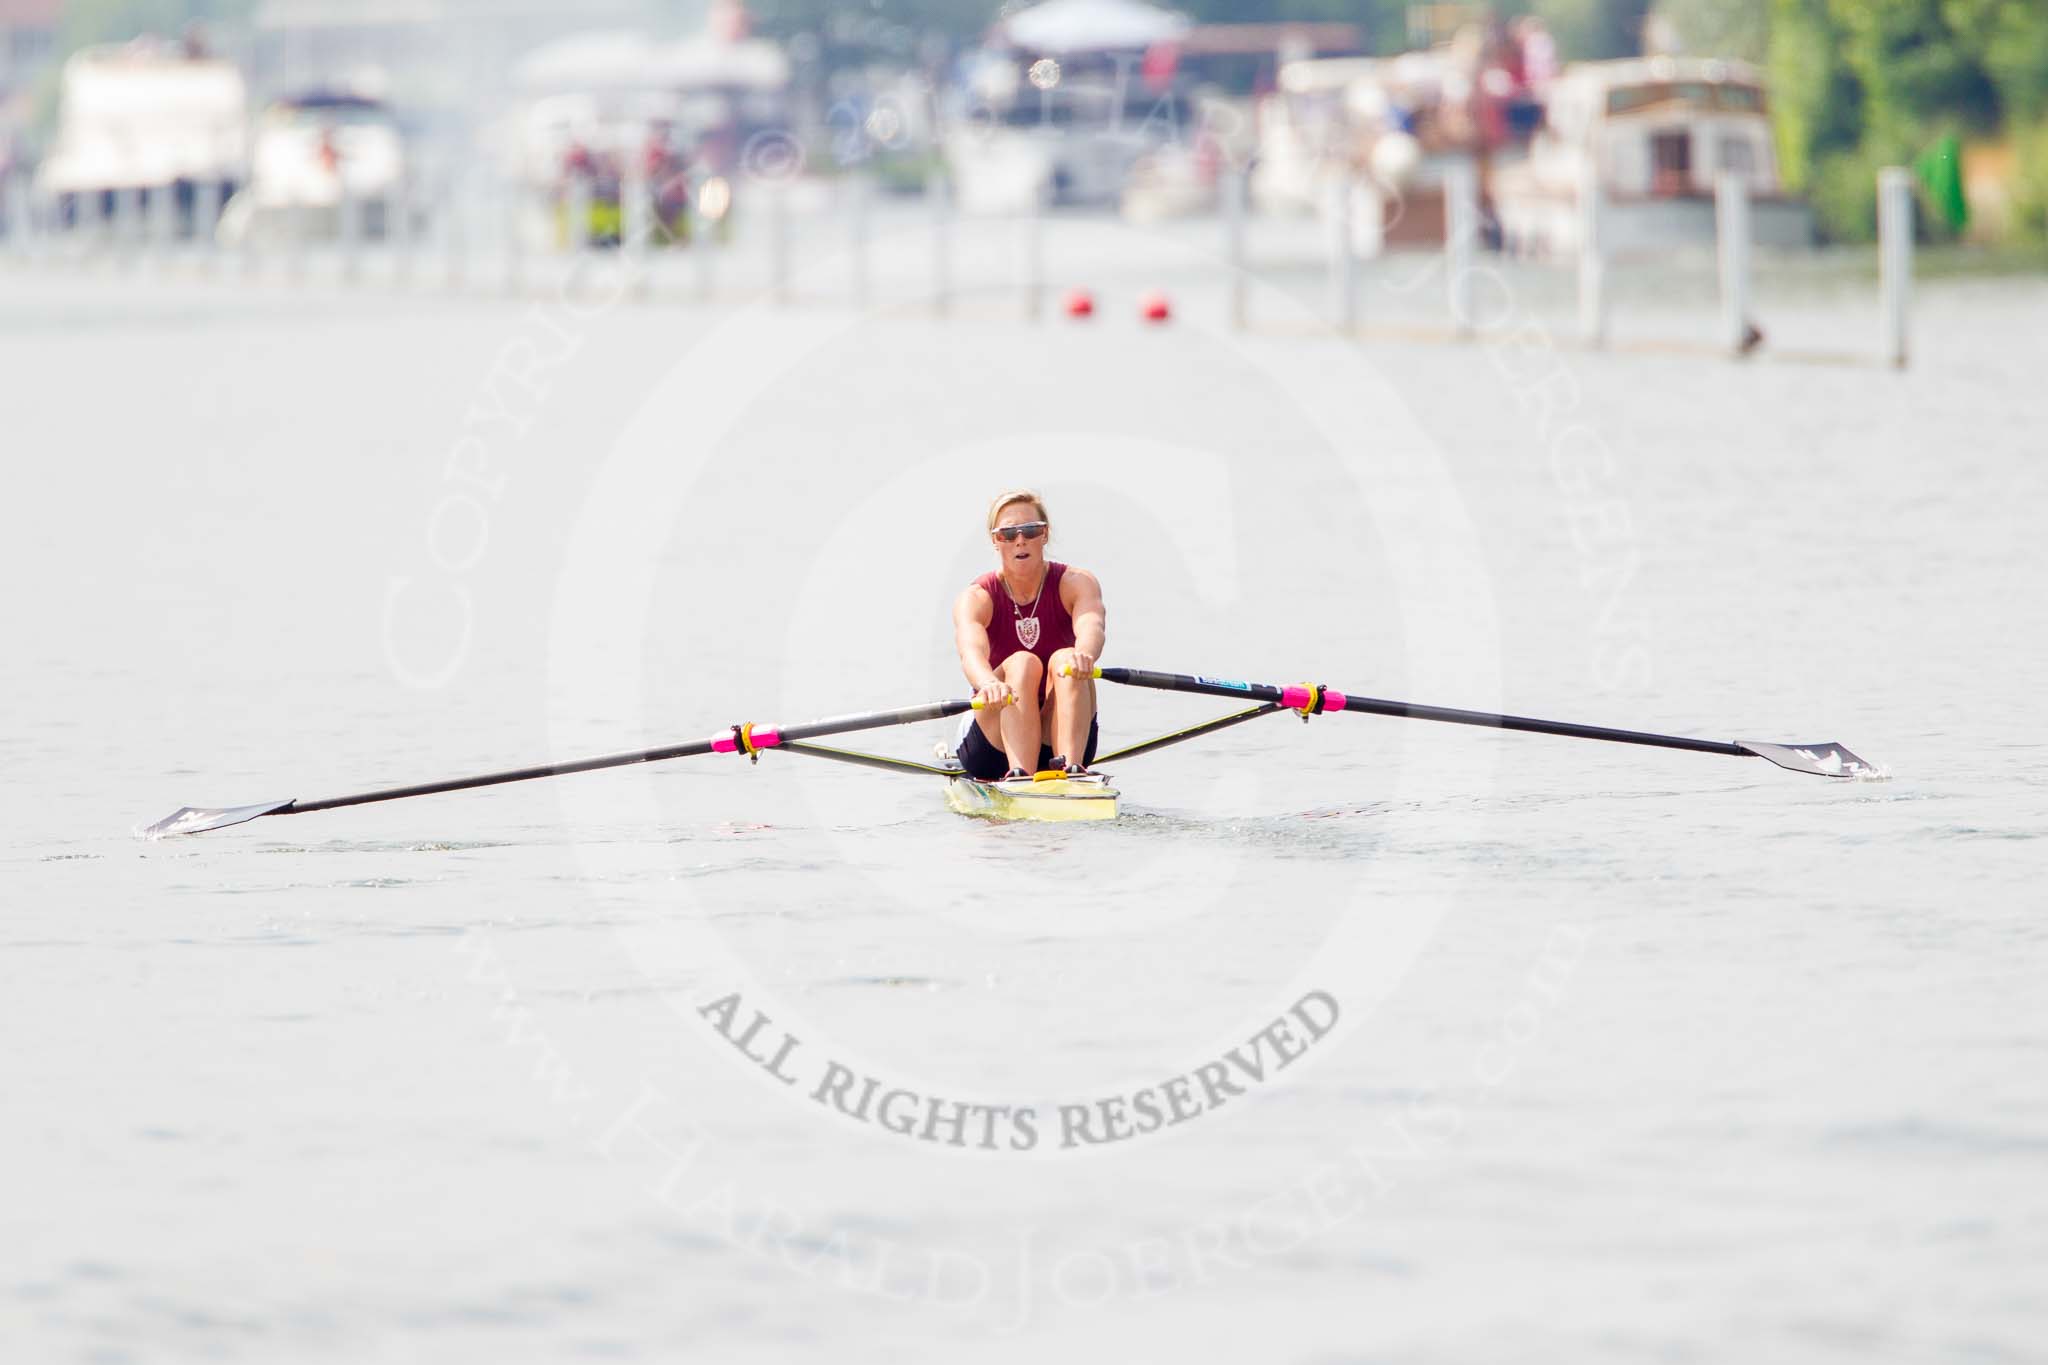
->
xmin=993 ymin=522 xmax=1048 ymax=543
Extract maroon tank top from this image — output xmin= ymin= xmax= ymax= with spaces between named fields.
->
xmin=976 ymin=562 xmax=1076 ymax=697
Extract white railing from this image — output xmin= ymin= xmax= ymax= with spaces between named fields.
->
xmin=0 ymin=162 xmax=1920 ymax=370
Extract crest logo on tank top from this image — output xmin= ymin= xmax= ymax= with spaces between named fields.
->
xmin=1016 ymin=616 xmax=1041 ymax=650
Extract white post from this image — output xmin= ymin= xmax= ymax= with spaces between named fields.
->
xmin=622 ymin=161 xmax=649 ymax=298
xmin=769 ymin=180 xmax=790 ymax=306
xmin=622 ymin=162 xmax=646 ymax=246
xmin=19 ymin=177 xmax=44 ymax=264
xmin=1353 ymin=177 xmax=1386 ymax=259
xmin=694 ymin=183 xmax=715 ymax=302
xmin=4 ymin=173 xmax=29 ymax=260
xmin=339 ymin=182 xmax=361 ymax=283
xmin=1224 ymin=164 xmax=1247 ymax=331
xmin=1878 ymin=166 xmax=1912 ymax=369
xmin=443 ymin=171 xmax=465 ymax=292
xmin=194 ymin=180 xmax=222 ymax=272
xmin=1577 ymin=177 xmax=1607 ymax=347
xmin=30 ymin=183 xmax=47 ymax=265
xmin=82 ymin=190 xmax=104 ymax=257
xmin=1445 ymin=159 xmax=1478 ymax=338
xmin=1716 ymin=171 xmax=1754 ymax=356
xmin=849 ymin=172 xmax=870 ymax=310
xmin=502 ymin=179 xmax=522 ymax=297
xmin=30 ymin=181 xmax=48 ymax=264
xmin=149 ymin=185 xmax=177 ymax=264
xmin=1024 ymin=186 xmax=1044 ymax=321
xmin=929 ymin=164 xmax=951 ymax=317
xmin=1329 ymin=170 xmax=1356 ymax=332
xmin=238 ymin=187 xmax=260 ymax=278
xmin=566 ymin=176 xmax=592 ymax=254
xmin=114 ymin=186 xmax=141 ymax=266
xmin=391 ymin=176 xmax=415 ymax=287
xmin=287 ymin=188 xmax=309 ymax=282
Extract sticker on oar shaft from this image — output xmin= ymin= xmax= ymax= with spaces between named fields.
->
xmin=1192 ymin=676 xmax=1254 ymax=691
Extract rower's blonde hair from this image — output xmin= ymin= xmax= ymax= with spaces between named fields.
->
xmin=986 ymin=488 xmax=1049 ymax=531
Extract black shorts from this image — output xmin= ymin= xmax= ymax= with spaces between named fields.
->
xmin=958 ymin=715 xmax=1099 ymax=780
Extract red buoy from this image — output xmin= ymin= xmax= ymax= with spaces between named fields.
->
xmin=1139 ymin=292 xmax=1171 ymax=323
xmin=1064 ymin=288 xmax=1095 ymax=318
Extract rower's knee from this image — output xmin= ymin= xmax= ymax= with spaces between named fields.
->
xmin=1048 ymin=648 xmax=1086 ymax=685
xmin=1000 ymin=651 xmax=1043 ymax=685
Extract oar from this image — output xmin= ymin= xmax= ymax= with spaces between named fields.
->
xmin=143 ymin=697 xmax=990 ymax=838
xmin=1085 ymin=667 xmax=1878 ymax=779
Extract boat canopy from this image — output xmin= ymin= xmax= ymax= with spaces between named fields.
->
xmin=513 ymin=29 xmax=791 ymax=94
xmin=995 ymin=0 xmax=1191 ymax=55
xmin=37 ymin=41 xmax=247 ymax=192
xmin=1542 ymin=56 xmax=1768 ymax=136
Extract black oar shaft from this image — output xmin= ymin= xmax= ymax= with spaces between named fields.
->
xmin=1094 ymin=668 xmax=1747 ymax=759
xmin=290 ymin=698 xmax=973 ymax=816
xmin=1332 ymin=696 xmax=1745 ymax=756
xmin=289 ymin=740 xmax=720 ymax=814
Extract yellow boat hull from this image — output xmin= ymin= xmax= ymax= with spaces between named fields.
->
xmin=945 ymin=772 xmax=1119 ymax=822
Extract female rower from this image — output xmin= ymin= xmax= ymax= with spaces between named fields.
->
xmin=952 ymin=489 xmax=1107 ymax=781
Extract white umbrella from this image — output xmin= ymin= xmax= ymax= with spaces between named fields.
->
xmin=516 ymin=29 xmax=791 ymax=93
xmin=998 ymin=0 xmax=1190 ymax=55
xmin=513 ymin=31 xmax=660 ymax=92
xmin=650 ymin=36 xmax=791 ymax=91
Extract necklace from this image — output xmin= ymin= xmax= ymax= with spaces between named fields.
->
xmin=1007 ymin=569 xmax=1046 ymax=650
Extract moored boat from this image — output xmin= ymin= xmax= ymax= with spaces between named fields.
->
xmin=1492 ymin=56 xmax=1816 ymax=256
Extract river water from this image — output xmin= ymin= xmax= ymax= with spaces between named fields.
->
xmin=4 ymin=217 xmax=2046 ymax=1362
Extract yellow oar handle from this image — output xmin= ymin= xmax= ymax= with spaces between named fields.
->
xmin=969 ymin=694 xmax=1019 ymax=709
xmin=1056 ymin=665 xmax=1105 ymax=679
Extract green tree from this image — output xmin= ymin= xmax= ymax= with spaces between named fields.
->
xmin=57 ymin=0 xmax=254 ymax=56
xmin=1825 ymin=0 xmax=1997 ymax=152
xmin=2010 ymin=118 xmax=2048 ymax=240
xmin=1650 ymin=0 xmax=1769 ymax=60
xmin=1766 ymin=0 xmax=1859 ymax=192
xmin=1531 ymin=0 xmax=1650 ymax=58
xmin=1940 ymin=0 xmax=2048 ymax=123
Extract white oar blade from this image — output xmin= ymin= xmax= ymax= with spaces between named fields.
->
xmin=141 ymin=799 xmax=295 ymax=840
xmin=1736 ymin=741 xmax=1883 ymax=779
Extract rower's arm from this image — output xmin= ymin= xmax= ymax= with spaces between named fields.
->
xmin=953 ymin=586 xmax=998 ymax=687
xmin=1064 ymin=568 xmax=1107 ymax=662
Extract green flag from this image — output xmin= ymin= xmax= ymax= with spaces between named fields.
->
xmin=1913 ymin=135 xmax=1969 ymax=232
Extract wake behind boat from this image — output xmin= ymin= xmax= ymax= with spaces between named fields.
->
xmin=141 ymin=665 xmax=1878 ymax=838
